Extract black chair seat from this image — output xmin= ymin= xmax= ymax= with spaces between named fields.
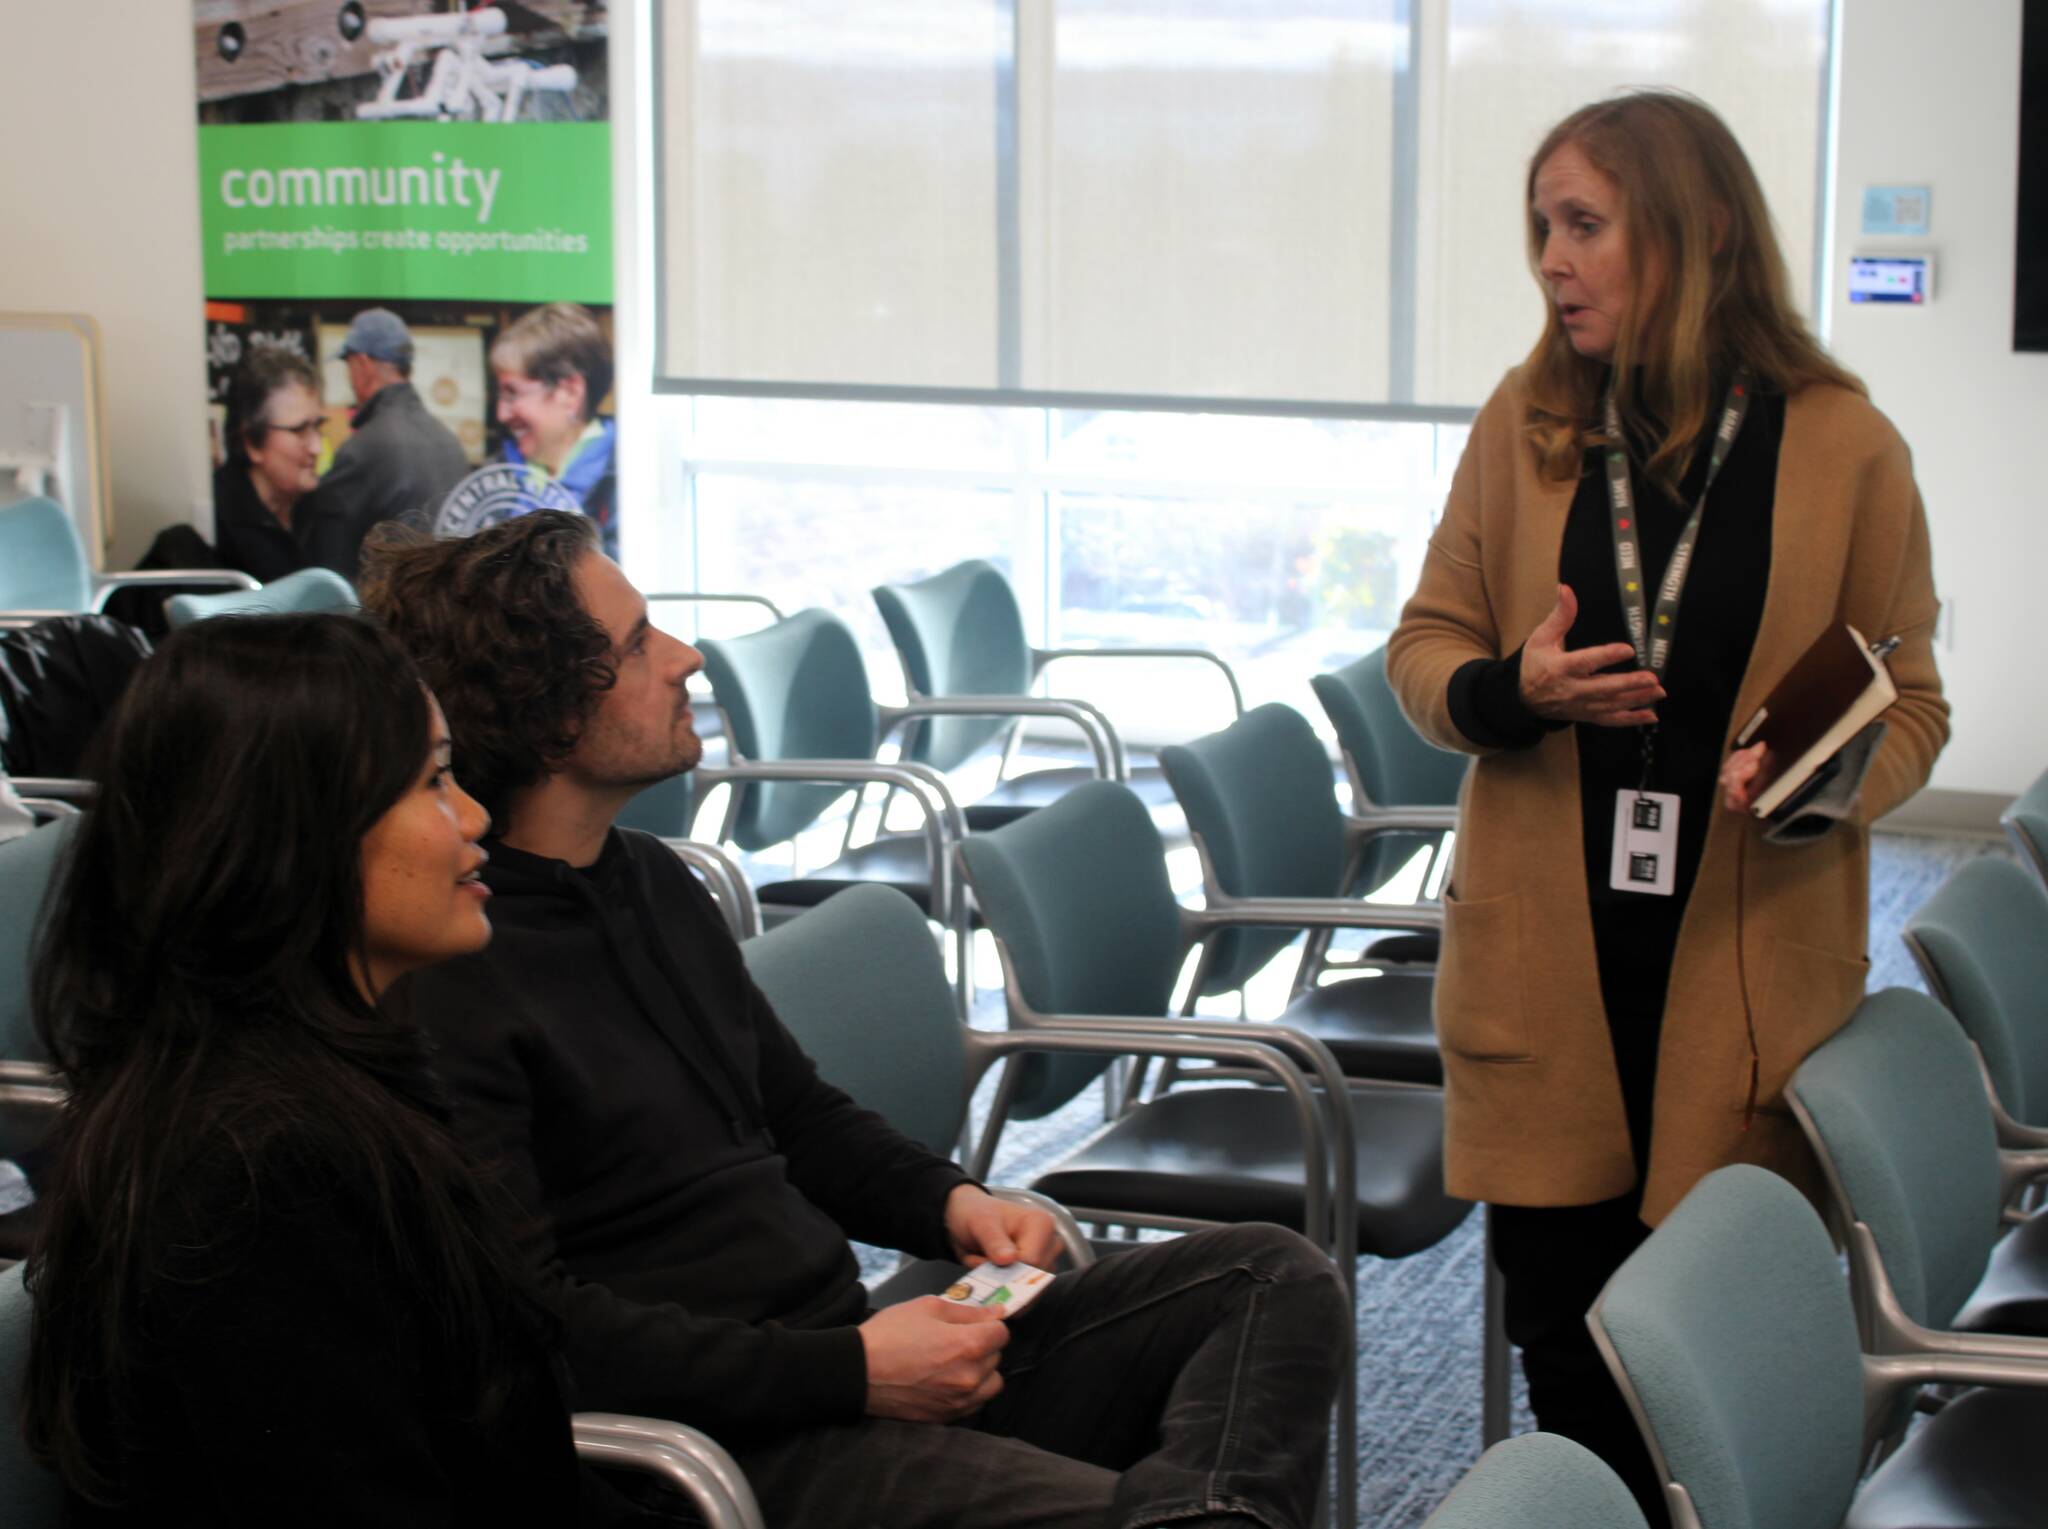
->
xmin=1848 ymin=1385 xmax=2048 ymax=1528
xmin=1278 ymin=972 xmax=1443 ymax=1087
xmin=757 ymin=834 xmax=951 ymax=919
xmin=1030 ymin=1082 xmax=1469 ymax=1259
xmin=1357 ymin=931 xmax=1441 ymax=964
xmin=966 ymin=765 xmax=1183 ymax=833
xmin=1952 ymin=1208 xmax=2048 ymax=1337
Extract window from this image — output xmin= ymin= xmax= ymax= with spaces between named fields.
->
xmin=656 ymin=0 xmax=1832 ymax=410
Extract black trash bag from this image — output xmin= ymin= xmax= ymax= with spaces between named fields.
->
xmin=99 ymin=524 xmax=227 ymax=641
xmin=0 ymin=614 xmax=153 ymax=777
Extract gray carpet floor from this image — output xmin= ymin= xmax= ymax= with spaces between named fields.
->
xmin=846 ymin=826 xmax=2012 ymax=1527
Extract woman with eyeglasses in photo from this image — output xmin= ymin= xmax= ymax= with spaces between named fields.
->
xmin=213 ymin=347 xmax=324 ymax=583
xmin=1387 ymin=90 xmax=1947 ymax=1521
xmin=20 ymin=614 xmax=602 ymax=1524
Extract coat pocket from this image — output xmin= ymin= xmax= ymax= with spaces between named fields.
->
xmin=1750 ymin=935 xmax=1871 ymax=1114
xmin=1435 ymin=889 xmax=1532 ymax=1061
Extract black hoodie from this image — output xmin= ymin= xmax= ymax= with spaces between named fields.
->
xmin=398 ymin=827 xmax=972 ymax=1440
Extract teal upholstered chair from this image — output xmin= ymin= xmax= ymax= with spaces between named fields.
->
xmin=873 ymin=559 xmax=1239 ymax=830
xmin=1308 ymin=648 xmax=1465 ymax=966
xmin=0 ymin=497 xmax=256 ymax=622
xmin=1420 ymin=1434 xmax=1647 ymax=1529
xmin=739 ymin=882 xmax=1095 ymax=1294
xmin=1592 ymin=1164 xmax=2048 ymax=1529
xmin=0 ymin=1264 xmax=769 ymax=1527
xmin=643 ymin=588 xmax=790 ymax=757
xmin=1158 ymin=702 xmax=1514 ymax=1445
xmin=0 ymin=1269 xmax=62 ymax=1523
xmin=0 ymin=820 xmax=69 ymax=1164
xmin=1158 ymin=702 xmax=1442 ymax=1086
xmin=961 ymin=780 xmax=1475 ymax=1529
xmin=1789 ymin=988 xmax=2048 ymax=1354
xmin=694 ymin=609 xmax=970 ymax=1009
xmin=2005 ymin=767 xmax=2048 ymax=891
xmin=958 ymin=782 xmax=1466 ymax=1258
xmin=163 ymin=566 xmax=358 ymax=627
xmin=614 ymin=771 xmax=698 ymax=840
xmin=1903 ymin=855 xmax=2048 ymax=1148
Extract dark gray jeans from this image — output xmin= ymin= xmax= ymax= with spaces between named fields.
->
xmin=726 ymin=1223 xmax=1348 ymax=1529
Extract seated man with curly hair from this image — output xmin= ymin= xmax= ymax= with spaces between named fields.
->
xmin=359 ymin=511 xmax=1348 ymax=1529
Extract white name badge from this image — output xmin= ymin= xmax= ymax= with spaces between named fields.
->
xmin=1609 ymin=790 xmax=1680 ymax=897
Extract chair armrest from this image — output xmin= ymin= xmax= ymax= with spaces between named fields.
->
xmin=6 ymin=778 xmax=95 ymax=805
xmin=1848 ymin=1218 xmax=2048 ymax=1378
xmin=1032 ymin=645 xmax=1247 ymax=718
xmin=1183 ymin=895 xmax=1443 ymax=936
xmin=643 ymin=591 xmax=787 ymax=623
xmin=2001 ymin=1147 xmax=2048 ymax=1208
xmin=19 ymin=798 xmax=81 ymax=822
xmin=0 ymin=1063 xmax=64 ymax=1159
xmin=962 ymin=1025 xmax=1336 ymax=1256
xmin=696 ymin=758 xmax=966 ymax=918
xmin=662 ymin=838 xmax=763 ymax=941
xmin=88 ymin=570 xmax=260 ymax=611
xmin=878 ymin=695 xmax=1125 ymax=781
xmin=1344 ymin=807 xmax=1457 ymax=839
xmin=571 ymin=1413 xmax=764 ymax=1529
xmin=985 ymin=1185 xmax=1098 ymax=1269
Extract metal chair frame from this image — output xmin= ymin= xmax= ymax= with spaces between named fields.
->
xmin=570 ymin=1414 xmax=764 ymax=1529
xmin=0 ymin=570 xmax=261 ymax=628
xmin=661 ymin=837 xmax=763 ymax=942
xmin=960 ymin=1013 xmax=1359 ymax=1529
xmin=1787 ymin=1082 xmax=2048 ymax=1369
xmin=958 ymin=839 xmax=1395 ymax=1529
xmin=697 ymin=745 xmax=975 ymax=1015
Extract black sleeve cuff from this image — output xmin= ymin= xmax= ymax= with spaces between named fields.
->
xmin=1446 ymin=648 xmax=1559 ymax=750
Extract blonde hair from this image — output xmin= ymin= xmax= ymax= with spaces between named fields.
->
xmin=1520 ymin=90 xmax=1862 ymax=492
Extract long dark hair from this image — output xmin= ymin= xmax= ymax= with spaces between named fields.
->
xmin=23 ymin=614 xmax=540 ymax=1503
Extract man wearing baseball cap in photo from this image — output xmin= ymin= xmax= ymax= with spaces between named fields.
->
xmin=298 ymin=307 xmax=470 ymax=583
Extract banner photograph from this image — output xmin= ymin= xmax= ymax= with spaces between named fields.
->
xmin=194 ymin=1 xmax=618 ymax=579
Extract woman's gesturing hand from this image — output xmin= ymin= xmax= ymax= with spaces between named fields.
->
xmin=1517 ymin=585 xmax=1665 ymax=727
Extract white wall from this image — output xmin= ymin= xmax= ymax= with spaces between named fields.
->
xmin=1828 ymin=0 xmax=2048 ymax=799
xmin=0 ymin=0 xmax=210 ymax=570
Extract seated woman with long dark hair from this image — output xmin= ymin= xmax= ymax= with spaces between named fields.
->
xmin=20 ymin=614 xmax=588 ymax=1524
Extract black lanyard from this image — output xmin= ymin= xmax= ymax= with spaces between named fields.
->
xmin=1602 ymin=371 xmax=1753 ymax=786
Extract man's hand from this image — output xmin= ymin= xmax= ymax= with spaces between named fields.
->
xmin=1720 ymin=741 xmax=1770 ymax=814
xmin=943 ymin=1184 xmax=1062 ymax=1269
xmin=858 ymin=1298 xmax=1009 ymax=1422
xmin=1518 ymin=585 xmax=1664 ymax=727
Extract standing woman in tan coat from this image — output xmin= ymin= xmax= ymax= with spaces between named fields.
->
xmin=1388 ymin=91 xmax=1946 ymax=1518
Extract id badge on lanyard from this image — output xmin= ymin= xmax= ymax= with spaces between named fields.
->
xmin=1602 ymin=371 xmax=1752 ymax=896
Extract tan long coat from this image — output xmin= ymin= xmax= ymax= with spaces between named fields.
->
xmin=1387 ymin=369 xmax=1948 ymax=1225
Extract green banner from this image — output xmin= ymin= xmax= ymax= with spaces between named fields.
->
xmin=199 ymin=122 xmax=611 ymax=302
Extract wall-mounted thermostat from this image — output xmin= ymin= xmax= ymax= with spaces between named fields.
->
xmin=1848 ymin=253 xmax=1934 ymax=304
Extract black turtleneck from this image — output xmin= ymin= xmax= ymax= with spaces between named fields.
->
xmin=397 ymin=827 xmax=972 ymax=1440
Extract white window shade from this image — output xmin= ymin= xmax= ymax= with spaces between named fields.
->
xmin=661 ymin=1 xmax=1004 ymax=391
xmin=1415 ymin=0 xmax=1831 ymax=407
xmin=655 ymin=0 xmax=1830 ymax=413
